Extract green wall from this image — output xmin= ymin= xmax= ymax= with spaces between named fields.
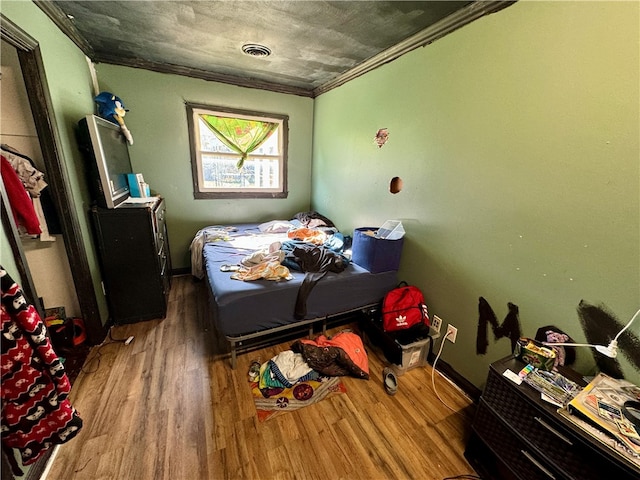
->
xmin=2 ymin=0 xmax=110 ymax=324
xmin=312 ymin=1 xmax=640 ymax=387
xmin=94 ymin=65 xmax=314 ymax=270
xmin=3 ymin=1 xmax=638 ymax=390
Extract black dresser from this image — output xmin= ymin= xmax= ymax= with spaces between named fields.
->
xmin=465 ymin=356 xmax=640 ymax=480
xmin=91 ymin=197 xmax=171 ymax=324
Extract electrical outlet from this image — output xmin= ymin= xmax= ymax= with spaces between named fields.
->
xmin=446 ymin=324 xmax=458 ymax=343
xmin=432 ymin=315 xmax=442 ymax=334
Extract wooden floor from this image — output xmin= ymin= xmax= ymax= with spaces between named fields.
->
xmin=46 ymin=275 xmax=478 ymax=480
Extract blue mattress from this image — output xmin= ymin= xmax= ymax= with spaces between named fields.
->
xmin=203 ymin=224 xmax=398 ymax=338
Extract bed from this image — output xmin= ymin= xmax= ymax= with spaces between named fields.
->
xmin=194 ymin=221 xmax=398 ymax=368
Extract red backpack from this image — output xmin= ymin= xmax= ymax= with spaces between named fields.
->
xmin=382 ymin=282 xmax=430 ymax=332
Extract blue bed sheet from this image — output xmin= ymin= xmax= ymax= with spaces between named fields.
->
xmin=203 ymin=224 xmax=398 ymax=338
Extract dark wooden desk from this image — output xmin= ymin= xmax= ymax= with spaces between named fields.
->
xmin=465 ymin=356 xmax=640 ymax=479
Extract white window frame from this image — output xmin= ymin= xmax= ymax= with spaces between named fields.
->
xmin=186 ymin=103 xmax=288 ymax=199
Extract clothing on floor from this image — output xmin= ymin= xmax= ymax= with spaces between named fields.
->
xmin=291 ymin=331 xmax=369 ymax=379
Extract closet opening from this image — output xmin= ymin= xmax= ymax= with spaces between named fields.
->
xmin=1 ymin=14 xmax=105 ymax=347
xmin=1 ymin=14 xmax=107 ymax=480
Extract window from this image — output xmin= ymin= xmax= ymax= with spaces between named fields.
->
xmin=186 ymin=103 xmax=288 ymax=199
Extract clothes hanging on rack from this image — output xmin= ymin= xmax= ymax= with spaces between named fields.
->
xmin=1 ymin=155 xmax=41 ymax=235
xmin=0 ymin=145 xmax=62 ymax=238
xmin=32 ymin=197 xmax=55 ymax=241
xmin=1 ymin=145 xmax=63 ymax=235
xmin=0 ymin=147 xmax=47 ymax=197
xmin=0 ymin=267 xmax=83 ymax=469
xmin=0 ymin=143 xmax=62 ymax=235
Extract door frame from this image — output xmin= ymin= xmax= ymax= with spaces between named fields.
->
xmin=1 ymin=14 xmax=106 ymax=345
xmin=0 ymin=180 xmax=43 ymax=319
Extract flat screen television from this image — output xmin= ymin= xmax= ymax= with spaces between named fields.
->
xmin=77 ymin=114 xmax=133 ymax=208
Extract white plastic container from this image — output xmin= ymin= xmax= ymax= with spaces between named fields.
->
xmin=391 ymin=337 xmax=431 ymax=376
xmin=376 ymin=220 xmax=405 ymax=240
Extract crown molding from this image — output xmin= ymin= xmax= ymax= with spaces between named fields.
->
xmin=1 ymin=13 xmax=37 ymax=50
xmin=92 ymin=54 xmax=314 ymax=98
xmin=34 ymin=0 xmax=95 ymax=56
xmin=313 ymin=0 xmax=516 ymax=97
xmin=34 ymin=0 xmax=515 ymax=98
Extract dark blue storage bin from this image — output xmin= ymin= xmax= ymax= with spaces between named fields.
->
xmin=351 ymin=227 xmax=404 ymax=273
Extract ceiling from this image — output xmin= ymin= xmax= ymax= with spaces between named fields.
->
xmin=37 ymin=1 xmax=514 ymax=97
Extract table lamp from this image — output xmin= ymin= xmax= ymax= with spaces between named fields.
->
xmin=542 ymin=308 xmax=640 ymax=358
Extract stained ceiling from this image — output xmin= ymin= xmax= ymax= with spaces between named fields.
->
xmin=37 ymin=1 xmax=514 ymax=97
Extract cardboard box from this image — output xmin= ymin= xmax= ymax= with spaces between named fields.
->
xmin=514 ymin=337 xmax=556 ymax=371
xmin=127 ymin=173 xmax=148 ymax=197
xmin=351 ymin=227 xmax=404 ymax=273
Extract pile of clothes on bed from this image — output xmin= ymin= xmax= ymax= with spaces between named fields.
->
xmin=237 ymin=212 xmax=350 ymax=284
xmin=253 ymin=330 xmax=370 ymax=396
xmin=191 ymin=211 xmax=348 ymax=279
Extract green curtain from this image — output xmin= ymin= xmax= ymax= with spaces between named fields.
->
xmin=201 ymin=114 xmax=278 ymax=169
